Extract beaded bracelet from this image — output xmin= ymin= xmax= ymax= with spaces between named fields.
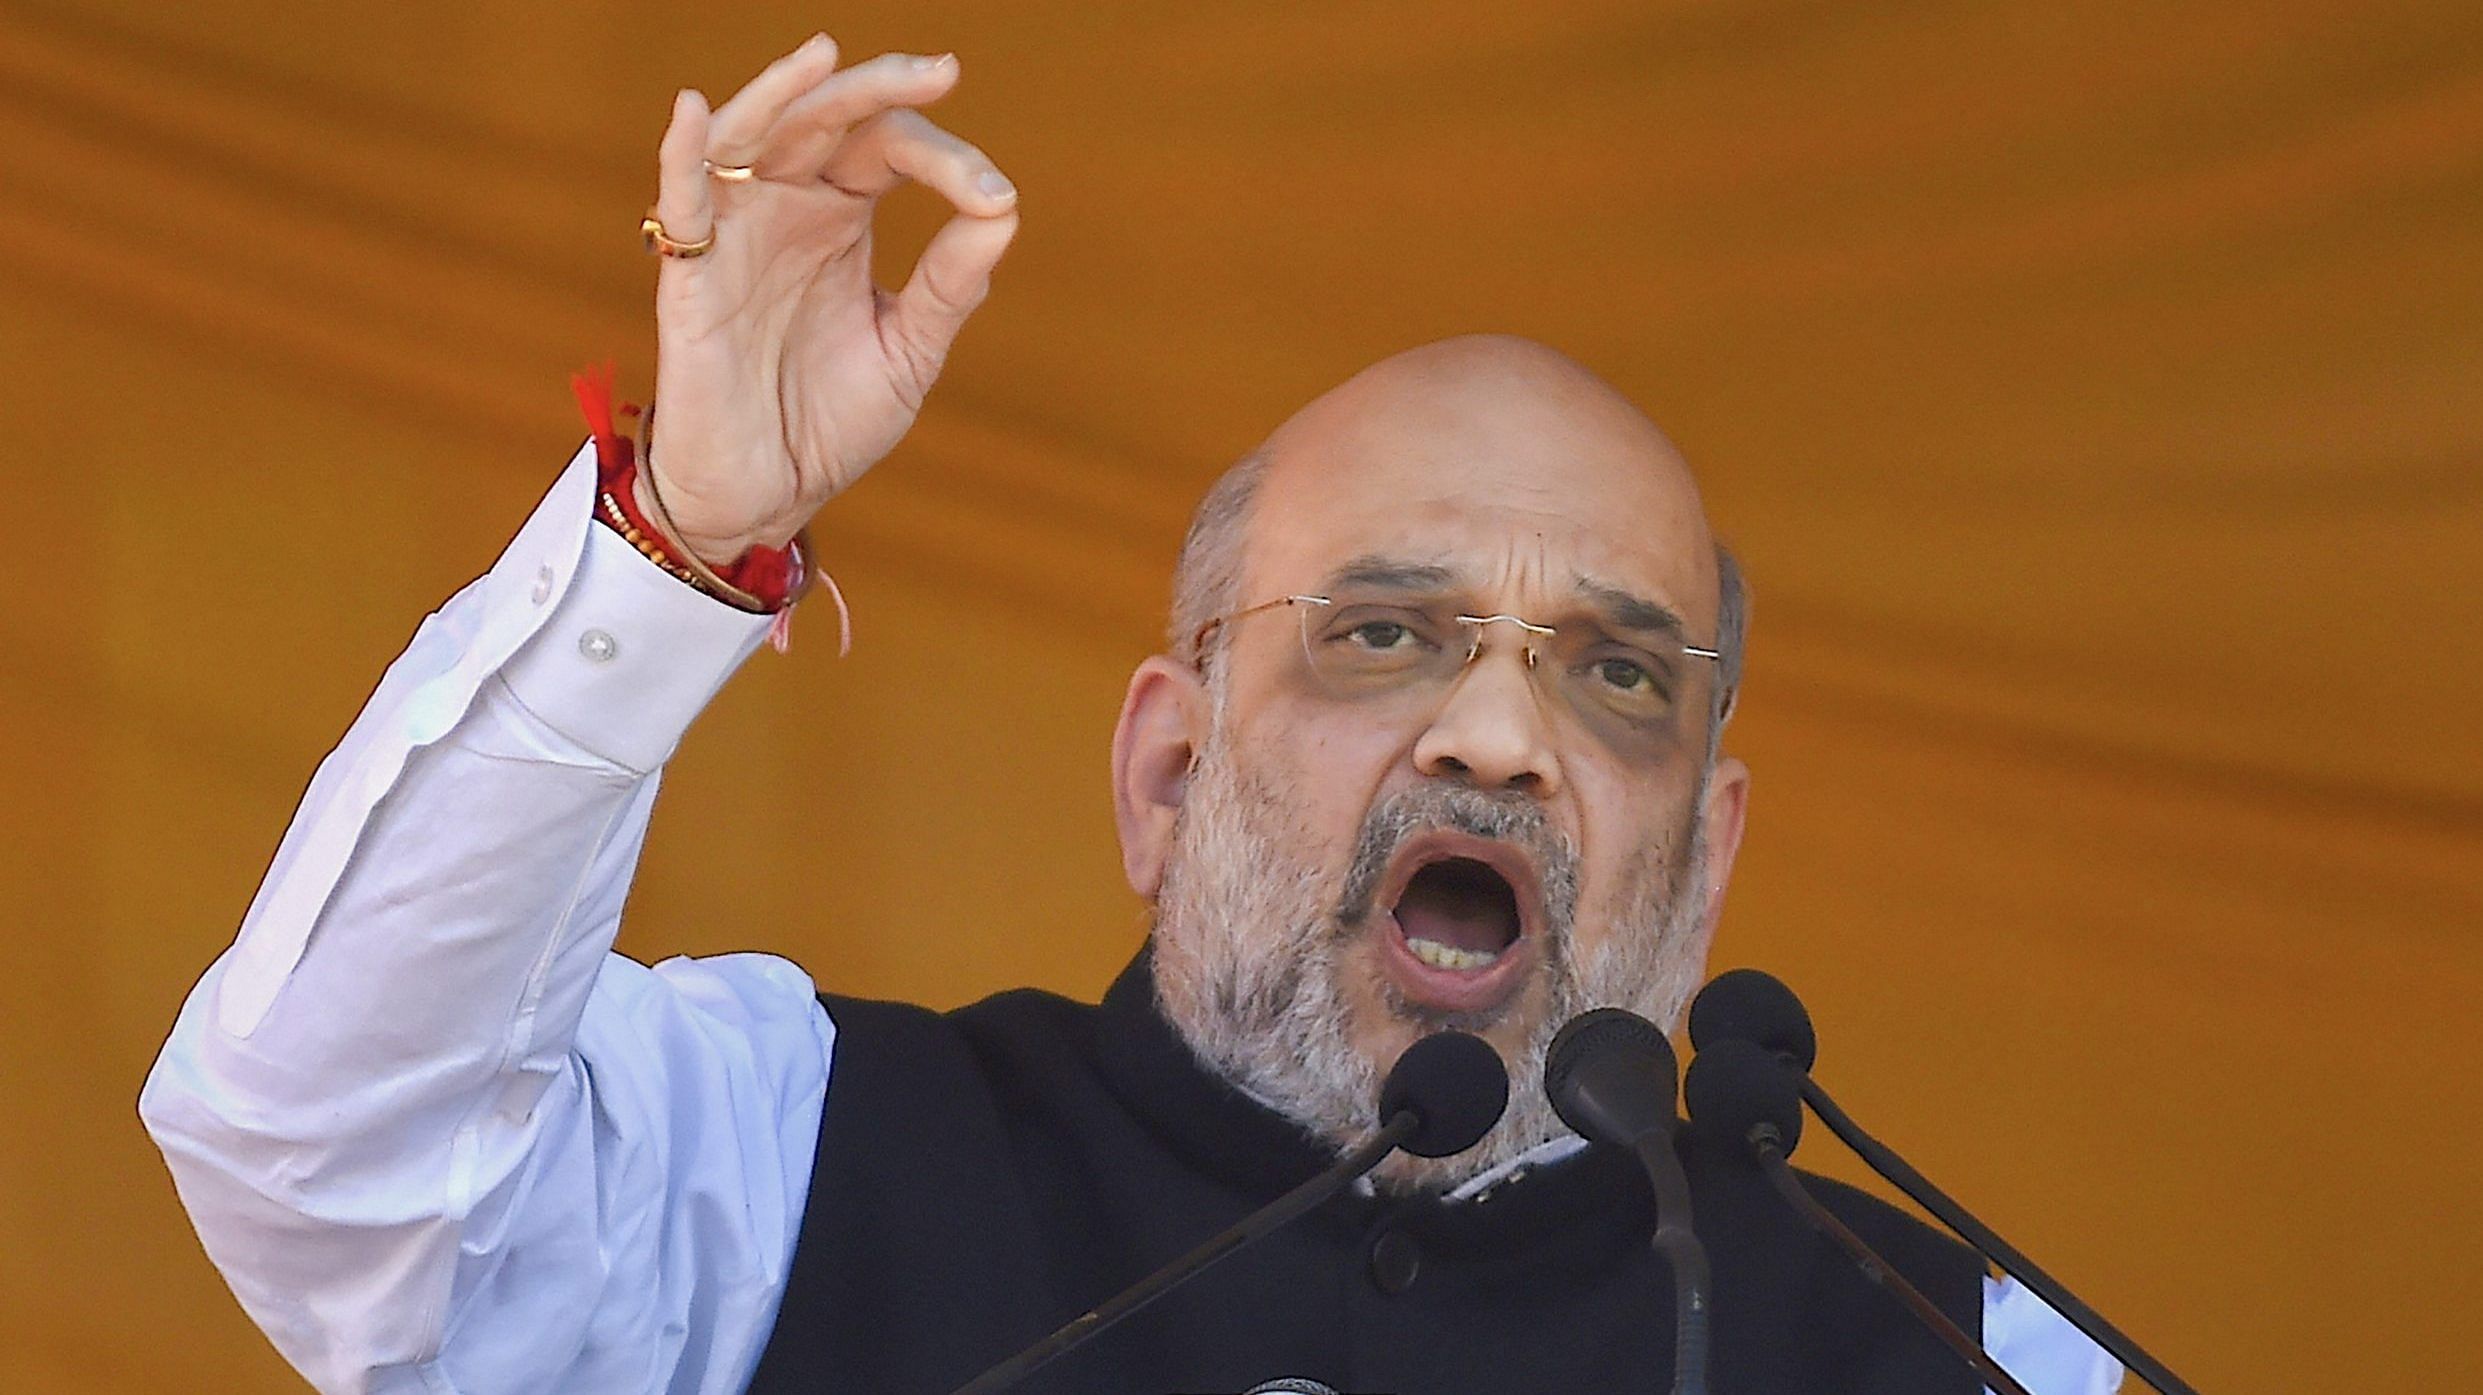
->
xmin=571 ymin=361 xmax=851 ymax=654
xmin=596 ymin=478 xmax=768 ymax=610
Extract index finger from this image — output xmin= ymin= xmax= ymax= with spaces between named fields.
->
xmin=756 ymin=51 xmax=965 ymax=182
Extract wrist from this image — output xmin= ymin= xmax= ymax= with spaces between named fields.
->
xmin=572 ymin=362 xmax=809 ymax=617
xmin=630 ymin=472 xmax=748 ymax=571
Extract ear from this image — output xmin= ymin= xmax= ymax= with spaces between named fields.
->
xmin=1112 ymin=654 xmax=1211 ymax=902
xmin=1690 ymin=754 xmax=1751 ymax=950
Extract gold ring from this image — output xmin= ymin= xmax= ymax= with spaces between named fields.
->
xmin=703 ymin=159 xmax=758 ymax=183
xmin=640 ymin=212 xmax=715 ymax=259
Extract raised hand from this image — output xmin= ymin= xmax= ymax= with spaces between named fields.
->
xmin=639 ymin=36 xmax=1020 ymax=567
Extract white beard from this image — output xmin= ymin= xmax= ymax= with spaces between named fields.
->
xmin=1150 ymin=724 xmax=1712 ymax=1195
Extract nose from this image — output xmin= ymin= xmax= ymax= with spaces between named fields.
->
xmin=1410 ymin=629 xmax=1564 ymax=798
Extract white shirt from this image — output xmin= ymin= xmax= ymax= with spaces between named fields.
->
xmin=140 ymin=446 xmax=2123 ymax=1395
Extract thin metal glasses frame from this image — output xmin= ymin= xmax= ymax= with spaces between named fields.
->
xmin=1189 ymin=593 xmax=1724 ymax=669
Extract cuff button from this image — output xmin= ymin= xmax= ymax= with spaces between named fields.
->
xmin=578 ymin=628 xmax=620 ymax=664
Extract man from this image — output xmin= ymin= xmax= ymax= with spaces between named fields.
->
xmin=141 ymin=36 xmax=2119 ymax=1395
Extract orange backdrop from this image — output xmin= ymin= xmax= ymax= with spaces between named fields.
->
xmin=3 ymin=1 xmax=2478 ymax=1390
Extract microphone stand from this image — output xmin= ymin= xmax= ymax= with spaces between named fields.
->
xmin=1546 ymin=1009 xmax=1712 ymax=1395
xmin=1801 ymin=1079 xmax=2201 ymax=1395
xmin=1626 ymin=1132 xmax=1711 ymax=1395
xmin=950 ymin=1111 xmax=1419 ymax=1395
xmin=1747 ymin=1127 xmax=2032 ymax=1395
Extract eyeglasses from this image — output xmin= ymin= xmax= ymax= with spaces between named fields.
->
xmin=1189 ymin=592 xmax=1724 ymax=753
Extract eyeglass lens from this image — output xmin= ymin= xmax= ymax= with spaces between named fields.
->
xmin=1290 ymin=595 xmax=1710 ymax=752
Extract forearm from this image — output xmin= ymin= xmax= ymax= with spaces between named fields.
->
xmin=141 ymin=447 xmax=778 ymax=1387
xmin=140 ymin=736 xmax=658 ymax=1388
xmin=148 ymin=685 xmax=659 ymax=1197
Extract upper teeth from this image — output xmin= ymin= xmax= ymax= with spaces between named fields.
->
xmin=1406 ymin=936 xmax=1502 ymax=972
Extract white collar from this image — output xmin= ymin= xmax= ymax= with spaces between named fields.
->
xmin=1443 ymin=1133 xmax=1591 ymax=1202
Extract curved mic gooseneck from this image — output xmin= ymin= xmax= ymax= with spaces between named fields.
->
xmin=1685 ymin=1037 xmax=2035 ymax=1395
xmin=949 ymin=1029 xmax=1509 ymax=1395
xmin=1545 ymin=1008 xmax=1711 ymax=1395
xmin=1689 ymin=968 xmax=2204 ymax=1395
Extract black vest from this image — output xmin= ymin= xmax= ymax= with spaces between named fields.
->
xmin=749 ymin=950 xmax=1983 ymax=1394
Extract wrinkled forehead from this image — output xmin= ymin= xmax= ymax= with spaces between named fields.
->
xmin=1242 ymin=441 xmax=1721 ymax=637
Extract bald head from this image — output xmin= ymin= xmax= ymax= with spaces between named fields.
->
xmin=1172 ymin=334 xmax=1744 ymax=724
xmin=1259 ymin=334 xmax=1702 ymax=518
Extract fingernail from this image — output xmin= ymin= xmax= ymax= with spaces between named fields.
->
xmin=977 ymin=170 xmax=1016 ymax=200
xmin=916 ymin=52 xmax=956 ymax=71
xmin=805 ymin=33 xmax=832 ymax=53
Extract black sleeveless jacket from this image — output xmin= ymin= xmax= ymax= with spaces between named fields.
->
xmin=749 ymin=949 xmax=1982 ymax=1394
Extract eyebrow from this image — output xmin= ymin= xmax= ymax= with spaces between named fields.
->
xmin=1319 ymin=556 xmax=1462 ymax=593
xmin=1314 ymin=557 xmax=1694 ymax=638
xmin=1575 ymin=578 xmax=1692 ymax=640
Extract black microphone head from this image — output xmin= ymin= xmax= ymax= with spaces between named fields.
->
xmin=1684 ymin=1036 xmax=1806 ymax=1160
xmin=1687 ymin=968 xmax=1818 ymax=1072
xmin=1376 ymin=1030 xmax=1509 ymax=1158
xmin=1244 ymin=1381 xmax=1340 ymax=1395
xmin=1544 ymin=1007 xmax=1679 ymax=1148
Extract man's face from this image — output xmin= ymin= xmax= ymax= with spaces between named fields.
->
xmin=1147 ymin=343 xmax=1743 ymax=1190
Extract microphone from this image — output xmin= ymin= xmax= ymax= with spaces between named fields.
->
xmin=1544 ymin=1008 xmax=1711 ymax=1395
xmin=1242 ymin=1381 xmax=1339 ymax=1394
xmin=1688 ymin=969 xmax=2201 ymax=1395
xmin=950 ymin=1030 xmax=1508 ymax=1395
xmin=1686 ymin=967 xmax=1816 ymax=1070
xmin=1684 ymin=1038 xmax=2035 ymax=1395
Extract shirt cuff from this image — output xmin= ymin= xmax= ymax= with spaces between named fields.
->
xmin=1982 ymin=1274 xmax=2125 ymax=1394
xmin=500 ymin=520 xmax=775 ymax=774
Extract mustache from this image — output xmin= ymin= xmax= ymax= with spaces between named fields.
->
xmin=1332 ymin=783 xmax=1581 ymax=935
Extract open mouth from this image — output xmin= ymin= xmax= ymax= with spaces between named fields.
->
xmin=1396 ymin=858 xmax=1522 ymax=971
xmin=1370 ymin=832 xmax=1542 ymax=1013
